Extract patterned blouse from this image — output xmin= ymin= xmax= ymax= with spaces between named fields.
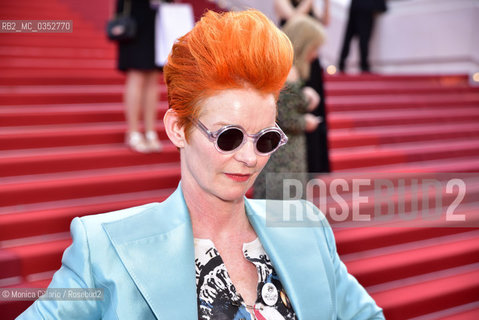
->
xmin=194 ymin=238 xmax=298 ymax=320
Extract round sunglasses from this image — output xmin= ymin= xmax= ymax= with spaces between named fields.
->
xmin=189 ymin=118 xmax=288 ymax=155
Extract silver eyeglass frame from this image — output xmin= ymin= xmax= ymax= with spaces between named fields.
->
xmin=189 ymin=117 xmax=288 ymax=156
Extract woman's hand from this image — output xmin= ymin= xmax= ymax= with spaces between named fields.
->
xmin=304 ymin=113 xmax=322 ymax=132
xmin=302 ymin=86 xmax=320 ymax=112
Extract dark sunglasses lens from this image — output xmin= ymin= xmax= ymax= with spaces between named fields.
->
xmin=257 ymin=131 xmax=281 ymax=154
xmin=217 ymin=128 xmax=244 ymax=151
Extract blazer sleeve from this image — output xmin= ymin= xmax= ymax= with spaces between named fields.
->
xmin=313 ymin=203 xmax=385 ymax=319
xmin=17 ymin=217 xmax=102 ymax=320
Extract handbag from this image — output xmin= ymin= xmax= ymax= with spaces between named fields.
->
xmin=106 ymin=0 xmax=137 ymax=41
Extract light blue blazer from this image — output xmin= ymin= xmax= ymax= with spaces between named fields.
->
xmin=18 ymin=184 xmax=384 ymax=319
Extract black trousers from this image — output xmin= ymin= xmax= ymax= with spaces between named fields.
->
xmin=305 ymin=58 xmax=331 ymax=173
xmin=338 ymin=8 xmax=375 ymax=72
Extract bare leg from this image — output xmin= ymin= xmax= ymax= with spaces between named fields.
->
xmin=143 ymin=71 xmax=162 ymax=152
xmin=143 ymin=71 xmax=158 ymax=133
xmin=124 ymin=70 xmax=149 ymax=152
xmin=125 ymin=70 xmax=146 ymax=133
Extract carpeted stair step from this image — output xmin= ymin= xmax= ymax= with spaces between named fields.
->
xmin=342 ymin=231 xmax=479 ymax=286
xmin=308 ymin=171 xmax=479 ymax=213
xmin=430 ymin=303 xmax=479 ymax=320
xmin=0 ymin=69 xmax=124 ymax=85
xmin=327 ymin=92 xmax=479 ymax=112
xmin=0 ymin=143 xmax=179 ymax=177
xmin=329 ymin=122 xmax=479 ymax=148
xmin=0 ymin=46 xmax=115 ymax=60
xmin=0 ymin=189 xmax=176 ymax=241
xmin=0 ymin=163 xmax=181 ymax=207
xmin=325 ymin=76 xmax=475 ymax=96
xmin=326 ymin=82 xmax=476 ymax=96
xmin=0 ymin=56 xmax=115 ymax=70
xmin=0 ymin=73 xmax=123 ymax=86
xmin=335 ymin=155 xmax=479 ymax=173
xmin=0 ymin=250 xmax=21 ymax=283
xmin=0 ymin=279 xmax=52 ymax=320
xmin=0 ymin=69 xmax=120 ymax=78
xmin=0 ymin=6 xmax=100 ymax=23
xmin=0 ymin=102 xmax=167 ymax=127
xmin=1 ymin=0 xmax=75 ymax=9
xmin=0 ymin=86 xmax=123 ymax=105
xmin=439 ymin=309 xmax=479 ymax=320
xmin=0 ymin=27 xmax=112 ymax=43
xmin=331 ymin=139 xmax=479 ymax=170
xmin=370 ymin=266 xmax=479 ymax=320
xmin=325 ymin=74 xmax=469 ymax=83
xmin=0 ymin=122 xmax=167 ymax=150
xmin=333 ymin=205 xmax=479 ymax=255
xmin=328 ymin=107 xmax=479 ymax=130
xmin=0 ymin=85 xmax=167 ymax=105
xmin=0 ymin=0 xmax=101 ymax=14
xmin=317 ymin=182 xmax=479 ymax=228
xmin=1 ymin=237 xmax=72 ymax=279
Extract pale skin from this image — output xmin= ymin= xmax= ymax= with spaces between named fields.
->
xmin=164 ymin=87 xmax=277 ymax=306
xmin=275 ymin=0 xmax=330 ymax=26
xmin=124 ymin=70 xmax=158 ymax=134
xmin=287 ymin=65 xmax=321 ymax=132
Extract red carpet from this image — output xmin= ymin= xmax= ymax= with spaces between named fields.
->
xmin=1 ymin=0 xmax=479 ymax=319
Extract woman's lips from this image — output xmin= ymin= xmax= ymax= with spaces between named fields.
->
xmin=224 ymin=173 xmax=251 ymax=182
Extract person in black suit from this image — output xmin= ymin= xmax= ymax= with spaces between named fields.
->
xmin=338 ymin=0 xmax=387 ymax=73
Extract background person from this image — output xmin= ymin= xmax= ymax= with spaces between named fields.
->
xmin=275 ymin=0 xmax=331 ymax=173
xmin=254 ymin=15 xmax=325 ymax=200
xmin=338 ymin=0 xmax=388 ymax=73
xmin=116 ymin=0 xmax=164 ymax=153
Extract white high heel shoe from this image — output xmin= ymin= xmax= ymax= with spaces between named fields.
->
xmin=125 ymin=131 xmax=150 ymax=153
xmin=145 ymin=131 xmax=163 ymax=152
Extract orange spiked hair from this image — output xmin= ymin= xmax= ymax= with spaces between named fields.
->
xmin=163 ymin=9 xmax=294 ymax=137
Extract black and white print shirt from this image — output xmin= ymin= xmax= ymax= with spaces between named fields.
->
xmin=194 ymin=237 xmax=297 ymax=320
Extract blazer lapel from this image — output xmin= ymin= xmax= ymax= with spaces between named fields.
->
xmin=102 ymin=186 xmax=198 ymax=319
xmin=245 ymin=199 xmax=333 ymax=320
xmin=101 ymin=186 xmax=334 ymax=319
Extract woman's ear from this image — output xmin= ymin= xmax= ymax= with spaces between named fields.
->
xmin=163 ymin=109 xmax=186 ymax=148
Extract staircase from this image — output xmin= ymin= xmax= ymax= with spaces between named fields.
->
xmin=324 ymin=74 xmax=479 ymax=320
xmin=1 ymin=0 xmax=479 ymax=319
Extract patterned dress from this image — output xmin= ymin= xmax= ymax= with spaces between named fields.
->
xmin=253 ymin=81 xmax=309 ymax=200
xmin=115 ymin=0 xmax=160 ymax=71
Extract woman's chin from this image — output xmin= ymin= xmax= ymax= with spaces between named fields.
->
xmin=216 ymin=184 xmax=250 ymax=202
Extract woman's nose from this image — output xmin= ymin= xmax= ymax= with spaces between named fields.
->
xmin=234 ymin=138 xmax=258 ymax=167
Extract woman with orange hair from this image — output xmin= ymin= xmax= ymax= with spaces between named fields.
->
xmin=18 ymin=10 xmax=383 ymax=320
